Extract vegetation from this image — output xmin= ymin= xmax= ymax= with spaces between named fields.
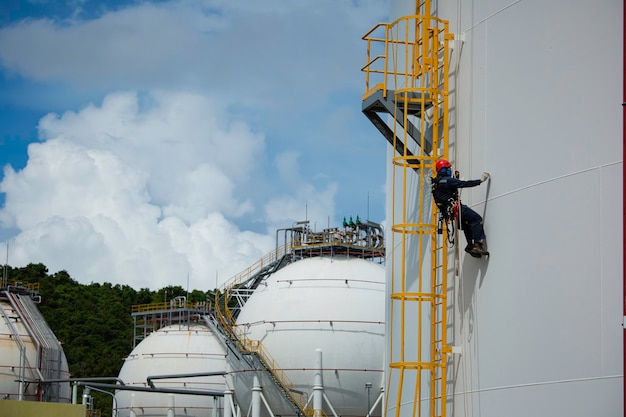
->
xmin=2 ymin=263 xmax=216 ymax=416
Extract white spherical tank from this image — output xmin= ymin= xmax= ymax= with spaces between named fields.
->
xmin=0 ymin=297 xmax=71 ymax=403
xmin=235 ymin=256 xmax=385 ymax=417
xmin=115 ymin=324 xmax=227 ymax=417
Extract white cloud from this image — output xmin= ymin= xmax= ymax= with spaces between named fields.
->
xmin=0 ymin=0 xmax=386 ymax=109
xmin=0 ymin=91 xmax=277 ymax=289
xmin=0 ymin=0 xmax=389 ymax=289
xmin=36 ymin=91 xmax=263 ymax=223
xmin=264 ymin=151 xmax=338 ymax=230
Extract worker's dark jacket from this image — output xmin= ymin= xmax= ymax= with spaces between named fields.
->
xmin=432 ymin=173 xmax=486 ymax=242
xmin=431 ymin=173 xmax=481 ymax=214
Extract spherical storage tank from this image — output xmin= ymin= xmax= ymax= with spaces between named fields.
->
xmin=235 ymin=256 xmax=385 ymax=417
xmin=0 ymin=297 xmax=71 ymax=402
xmin=115 ymin=324 xmax=227 ymax=417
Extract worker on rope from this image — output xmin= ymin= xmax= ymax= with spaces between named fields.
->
xmin=431 ymin=159 xmax=490 ymax=258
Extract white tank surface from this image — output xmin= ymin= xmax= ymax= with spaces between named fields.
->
xmin=375 ymin=1 xmax=623 ymax=416
xmin=0 ymin=294 xmax=71 ymax=403
xmin=234 ymin=256 xmax=385 ymax=417
xmin=115 ymin=323 xmax=227 ymax=417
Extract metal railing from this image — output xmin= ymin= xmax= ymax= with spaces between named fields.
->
xmin=221 ymin=243 xmax=290 ymax=292
xmin=235 ymin=325 xmax=313 ymax=416
xmin=131 ymin=299 xmax=210 ymax=313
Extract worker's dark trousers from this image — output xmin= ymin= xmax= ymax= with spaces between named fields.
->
xmin=460 ymin=204 xmax=486 ymax=244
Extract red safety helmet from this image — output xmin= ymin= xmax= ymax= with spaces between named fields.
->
xmin=435 ymin=159 xmax=452 ymax=172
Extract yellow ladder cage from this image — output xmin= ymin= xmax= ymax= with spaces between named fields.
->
xmin=362 ymin=2 xmax=453 ymax=417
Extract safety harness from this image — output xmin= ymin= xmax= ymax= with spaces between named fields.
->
xmin=431 ymin=176 xmax=459 ymax=245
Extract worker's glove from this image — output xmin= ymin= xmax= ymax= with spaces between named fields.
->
xmin=480 ymin=172 xmax=490 ymax=183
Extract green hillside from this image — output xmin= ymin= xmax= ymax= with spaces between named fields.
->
xmin=2 ymin=263 xmax=214 ymax=416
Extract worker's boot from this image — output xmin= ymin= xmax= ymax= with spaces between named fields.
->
xmin=465 ymin=243 xmax=481 ymax=258
xmin=470 ymin=241 xmax=489 ymax=257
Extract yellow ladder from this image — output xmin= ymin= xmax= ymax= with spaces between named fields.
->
xmin=362 ymin=2 xmax=453 ymax=416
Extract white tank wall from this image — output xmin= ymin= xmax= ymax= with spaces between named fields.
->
xmin=115 ymin=324 xmax=227 ymax=417
xmin=386 ymin=0 xmax=623 ymax=416
xmin=235 ymin=256 xmax=386 ymax=417
xmin=0 ymin=299 xmax=71 ymax=402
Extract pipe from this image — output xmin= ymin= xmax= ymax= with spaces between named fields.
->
xmin=45 ymin=376 xmax=127 ymax=405
xmin=251 ymin=375 xmax=261 ymax=417
xmin=0 ymin=298 xmax=28 ymax=400
xmin=42 ymin=377 xmax=126 ymax=385
xmin=224 ymin=364 xmax=235 ymax=417
xmin=146 ymin=371 xmax=226 ymax=388
xmin=623 ymin=2 xmax=625 ymax=415
xmin=366 ymin=389 xmax=384 ymax=417
xmin=129 ymin=393 xmax=137 ymax=417
xmin=82 ymin=387 xmax=92 ymax=410
xmin=224 ymin=389 xmax=234 ymax=417
xmin=313 ymin=349 xmax=323 ymax=415
xmin=259 ymin=392 xmax=276 ymax=417
xmin=4 ymin=291 xmax=44 ymax=398
xmin=86 ymin=385 xmax=117 ymax=417
xmin=275 ymin=223 xmax=309 ymax=261
xmin=321 ymin=392 xmax=340 ymax=417
xmin=75 ymin=381 xmax=224 ymax=397
xmin=167 ymin=394 xmax=175 ymax=417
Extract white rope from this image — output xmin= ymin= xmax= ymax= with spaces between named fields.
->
xmin=450 ymin=0 xmax=473 ymax=415
xmin=463 ymin=0 xmax=522 ymax=34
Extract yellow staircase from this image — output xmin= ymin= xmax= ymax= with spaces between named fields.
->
xmin=362 ymin=1 xmax=453 ymax=416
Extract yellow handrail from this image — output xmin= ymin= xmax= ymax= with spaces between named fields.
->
xmin=244 ymin=337 xmax=314 ymax=416
xmin=131 ymin=300 xmax=209 ymax=313
xmin=221 ymin=243 xmax=290 ymax=291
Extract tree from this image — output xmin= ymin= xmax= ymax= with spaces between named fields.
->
xmin=0 ymin=263 xmax=216 ymax=417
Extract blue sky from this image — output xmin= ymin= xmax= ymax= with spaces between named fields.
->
xmin=0 ymin=0 xmax=389 ymax=290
